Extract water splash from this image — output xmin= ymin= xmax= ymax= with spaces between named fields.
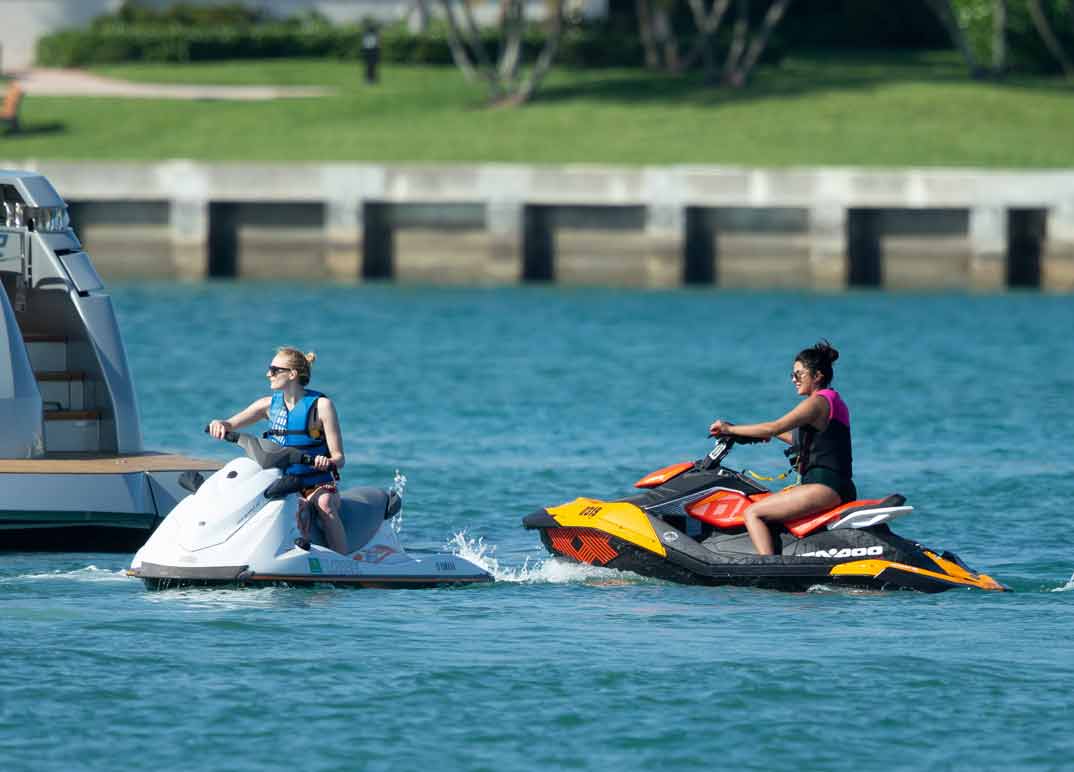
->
xmin=389 ymin=469 xmax=407 ymax=534
xmin=1051 ymin=573 xmax=1074 ymax=592
xmin=448 ymin=532 xmax=641 ymax=584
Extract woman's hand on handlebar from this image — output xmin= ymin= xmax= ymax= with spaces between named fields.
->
xmin=207 ymin=420 xmax=231 ymax=440
xmin=709 ymin=419 xmax=734 ymax=437
xmin=312 ymin=454 xmax=341 ymax=481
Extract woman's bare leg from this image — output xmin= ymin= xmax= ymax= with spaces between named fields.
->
xmin=307 ymin=486 xmax=347 ymax=555
xmin=743 ymin=484 xmax=841 ymax=555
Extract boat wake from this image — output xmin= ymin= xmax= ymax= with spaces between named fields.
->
xmin=1 ymin=565 xmax=128 ymax=584
xmin=448 ymin=532 xmax=644 ymax=584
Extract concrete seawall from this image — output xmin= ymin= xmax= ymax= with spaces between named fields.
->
xmin=4 ymin=160 xmax=1073 ymax=290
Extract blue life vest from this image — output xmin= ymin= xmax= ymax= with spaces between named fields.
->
xmin=264 ymin=389 xmax=334 ymax=486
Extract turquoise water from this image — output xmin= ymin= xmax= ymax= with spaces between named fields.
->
xmin=3 ymin=284 xmax=1074 ymax=771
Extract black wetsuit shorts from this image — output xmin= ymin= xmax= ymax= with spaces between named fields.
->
xmin=802 ymin=466 xmax=857 ymax=503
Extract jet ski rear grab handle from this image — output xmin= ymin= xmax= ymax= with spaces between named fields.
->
xmin=202 ymin=426 xmax=340 ymax=480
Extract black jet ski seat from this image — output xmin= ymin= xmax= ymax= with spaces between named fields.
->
xmin=306 ymin=487 xmax=402 ymax=554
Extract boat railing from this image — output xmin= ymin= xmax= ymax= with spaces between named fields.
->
xmin=0 ymin=224 xmax=31 ymax=312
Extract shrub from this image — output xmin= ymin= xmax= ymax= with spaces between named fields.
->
xmin=952 ymin=0 xmax=1074 ymax=73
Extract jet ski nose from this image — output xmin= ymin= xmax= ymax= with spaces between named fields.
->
xmin=522 ymin=509 xmax=556 ymax=529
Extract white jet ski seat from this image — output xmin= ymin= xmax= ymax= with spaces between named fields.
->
xmin=306 ymin=486 xmax=401 ymax=554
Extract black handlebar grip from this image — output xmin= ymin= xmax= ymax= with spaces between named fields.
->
xmin=300 ymin=454 xmax=340 ymax=480
xmin=204 ymin=425 xmax=239 ymax=443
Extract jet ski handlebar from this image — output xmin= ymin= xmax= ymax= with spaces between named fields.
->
xmin=203 ymin=426 xmax=339 ymax=479
xmin=699 ymin=433 xmax=765 ymax=470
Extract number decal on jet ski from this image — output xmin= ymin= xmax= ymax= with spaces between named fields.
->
xmin=578 ymin=506 xmax=602 ymax=518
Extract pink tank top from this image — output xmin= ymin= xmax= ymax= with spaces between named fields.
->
xmin=816 ymin=388 xmax=850 ymax=427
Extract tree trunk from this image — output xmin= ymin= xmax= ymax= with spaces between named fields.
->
xmin=408 ymin=0 xmax=430 ymax=34
xmin=723 ymin=0 xmax=750 ymax=83
xmin=636 ymin=0 xmax=661 ymax=69
xmin=439 ymin=0 xmax=565 ymax=106
xmin=682 ymin=0 xmax=732 ymax=73
xmin=652 ymin=5 xmax=679 ymax=72
xmin=727 ymin=0 xmax=792 ymax=87
xmin=511 ymin=0 xmax=565 ymax=104
xmin=437 ymin=0 xmax=480 ymax=83
xmin=1027 ymin=0 xmax=1074 ymax=76
xmin=923 ymin=0 xmax=984 ymax=77
xmin=498 ymin=0 xmax=525 ymax=83
xmin=992 ymin=0 xmax=1006 ymax=73
xmin=460 ymin=0 xmax=498 ymax=77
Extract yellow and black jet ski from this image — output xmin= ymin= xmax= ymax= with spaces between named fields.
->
xmin=523 ymin=438 xmax=1006 ymax=593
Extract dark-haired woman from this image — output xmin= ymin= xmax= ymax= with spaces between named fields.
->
xmin=708 ymin=341 xmax=854 ymax=556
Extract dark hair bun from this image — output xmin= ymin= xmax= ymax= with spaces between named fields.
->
xmin=795 ymin=340 xmax=839 ymax=387
xmin=815 ymin=339 xmax=839 ymax=364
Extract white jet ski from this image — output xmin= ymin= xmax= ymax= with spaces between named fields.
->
xmin=129 ymin=430 xmax=492 ymax=589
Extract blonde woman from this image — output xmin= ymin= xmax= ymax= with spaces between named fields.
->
xmin=208 ymin=347 xmax=347 ymax=554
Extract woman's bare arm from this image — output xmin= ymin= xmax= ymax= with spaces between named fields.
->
xmin=208 ymin=397 xmax=271 ymax=439
xmin=315 ymin=397 xmax=346 ymax=470
xmin=712 ymin=396 xmax=829 ymax=441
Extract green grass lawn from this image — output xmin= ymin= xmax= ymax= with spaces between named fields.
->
xmin=4 ymin=51 xmax=1074 ymax=167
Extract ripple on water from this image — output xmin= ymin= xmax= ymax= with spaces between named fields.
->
xmin=5 ymin=287 xmax=1074 ymax=771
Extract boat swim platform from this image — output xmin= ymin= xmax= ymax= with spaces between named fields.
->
xmin=0 ymin=453 xmax=221 ymax=552
xmin=0 ymin=452 xmax=221 ymax=474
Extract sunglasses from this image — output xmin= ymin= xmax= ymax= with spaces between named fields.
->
xmin=791 ymin=369 xmax=811 ymax=383
xmin=267 ymin=365 xmax=293 ymax=376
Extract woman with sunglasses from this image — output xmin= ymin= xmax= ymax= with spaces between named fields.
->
xmin=208 ymin=347 xmax=348 ymax=554
xmin=708 ymin=340 xmax=854 ymax=556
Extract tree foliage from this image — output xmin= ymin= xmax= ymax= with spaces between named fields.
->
xmin=934 ymin=0 xmax=1074 ymax=76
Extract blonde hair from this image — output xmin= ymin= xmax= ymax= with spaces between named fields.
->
xmin=276 ymin=346 xmax=316 ymax=385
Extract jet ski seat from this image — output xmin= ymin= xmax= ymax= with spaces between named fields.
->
xmin=785 ymin=494 xmax=909 ymax=538
xmin=689 ymin=491 xmax=911 ymax=538
xmin=307 ymin=486 xmax=394 ymax=554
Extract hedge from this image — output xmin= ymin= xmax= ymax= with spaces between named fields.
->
xmin=36 ymin=22 xmax=648 ymax=69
